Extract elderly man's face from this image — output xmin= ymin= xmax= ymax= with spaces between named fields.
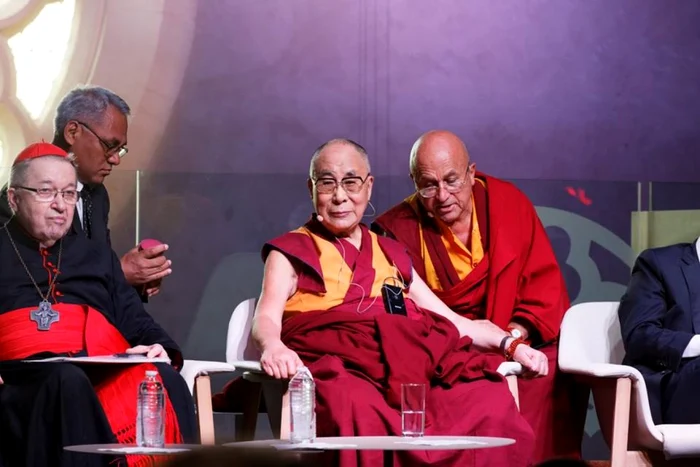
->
xmin=308 ymin=143 xmax=374 ymax=238
xmin=413 ymin=140 xmax=475 ymax=225
xmin=8 ymin=158 xmax=77 ymax=245
xmin=68 ymin=104 xmax=128 ymax=185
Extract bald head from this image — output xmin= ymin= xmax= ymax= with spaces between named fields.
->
xmin=309 ymin=138 xmax=370 ymax=179
xmin=409 ymin=130 xmax=476 ymax=225
xmin=409 ymin=130 xmax=470 ymax=177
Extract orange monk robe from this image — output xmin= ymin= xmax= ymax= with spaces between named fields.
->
xmin=264 ymin=218 xmax=535 ymax=467
xmin=372 ymin=174 xmax=588 ymax=462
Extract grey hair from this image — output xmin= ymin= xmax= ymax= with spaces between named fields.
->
xmin=9 ymin=154 xmax=77 ymax=187
xmin=309 ymin=138 xmax=371 ymax=179
xmin=53 ymin=85 xmax=131 ymax=140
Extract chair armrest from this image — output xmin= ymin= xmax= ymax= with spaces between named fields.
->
xmin=559 ymin=362 xmax=641 ymax=380
xmin=229 ymin=360 xmax=263 ymax=372
xmin=497 ymin=361 xmax=524 ymax=376
xmin=181 ymin=359 xmax=237 ymax=394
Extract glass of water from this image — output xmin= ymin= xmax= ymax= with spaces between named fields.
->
xmin=401 ymin=383 xmax=426 ymax=437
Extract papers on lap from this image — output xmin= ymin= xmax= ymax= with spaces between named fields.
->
xmin=22 ymin=354 xmax=170 ymax=364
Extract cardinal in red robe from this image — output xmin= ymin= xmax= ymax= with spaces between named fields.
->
xmin=251 ymin=138 xmax=556 ymax=466
xmin=372 ymin=130 xmax=588 ymax=462
xmin=0 ymin=143 xmax=195 ymax=467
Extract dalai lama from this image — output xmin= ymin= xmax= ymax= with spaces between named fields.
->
xmin=252 ymin=138 xmax=553 ymax=467
xmin=372 ymin=130 xmax=588 ymax=461
xmin=0 ymin=143 xmax=195 ymax=467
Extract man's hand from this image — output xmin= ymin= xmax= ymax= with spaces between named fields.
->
xmin=260 ymin=341 xmax=303 ymax=379
xmin=0 ymin=374 xmax=3 ymax=384
xmin=512 ymin=344 xmax=548 ymax=377
xmin=120 ymin=244 xmax=172 ymax=287
xmin=144 ymin=280 xmax=164 ymax=298
xmin=126 ymin=343 xmax=170 ymax=362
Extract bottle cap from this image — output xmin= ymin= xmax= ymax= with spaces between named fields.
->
xmin=146 ymin=370 xmax=158 ymax=377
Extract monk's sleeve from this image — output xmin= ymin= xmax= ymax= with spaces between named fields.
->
xmin=108 ymin=249 xmax=183 ymax=369
xmin=511 ymin=204 xmax=569 ymax=344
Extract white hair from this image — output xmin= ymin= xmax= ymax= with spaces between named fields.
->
xmin=309 ymin=138 xmax=371 ymax=178
xmin=9 ymin=154 xmax=77 ymax=187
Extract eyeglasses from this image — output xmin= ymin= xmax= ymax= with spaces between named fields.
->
xmin=77 ymin=121 xmax=128 ymax=159
xmin=313 ymin=173 xmax=371 ymax=194
xmin=14 ymin=186 xmax=79 ymax=204
xmin=416 ymin=165 xmax=473 ymax=199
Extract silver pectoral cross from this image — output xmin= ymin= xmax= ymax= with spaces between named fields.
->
xmin=30 ymin=300 xmax=60 ymax=331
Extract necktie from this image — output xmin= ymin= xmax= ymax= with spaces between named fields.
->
xmin=82 ymin=186 xmax=93 ymax=238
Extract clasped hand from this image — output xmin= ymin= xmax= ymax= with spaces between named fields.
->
xmin=120 ymin=244 xmax=172 ymax=297
xmin=260 ymin=341 xmax=303 ymax=379
xmin=512 ymin=344 xmax=548 ymax=377
xmin=457 ymin=318 xmax=548 ymax=377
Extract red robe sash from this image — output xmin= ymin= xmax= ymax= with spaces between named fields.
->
xmin=0 ymin=304 xmax=182 ymax=467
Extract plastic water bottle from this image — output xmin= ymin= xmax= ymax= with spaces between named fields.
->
xmin=289 ymin=366 xmax=316 ymax=443
xmin=136 ymin=370 xmax=165 ymax=447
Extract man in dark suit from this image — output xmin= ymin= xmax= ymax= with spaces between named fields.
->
xmin=0 ymin=85 xmax=171 ymax=299
xmin=618 ymin=240 xmax=700 ymax=424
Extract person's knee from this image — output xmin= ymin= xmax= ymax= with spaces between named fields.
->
xmin=44 ymin=364 xmax=92 ymax=392
xmin=482 ymin=386 xmax=534 ymax=440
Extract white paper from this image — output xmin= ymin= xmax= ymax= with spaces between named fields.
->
xmin=97 ymin=447 xmax=190 ymax=454
xmin=396 ymin=439 xmax=488 ymax=447
xmin=22 ymin=355 xmax=170 ymax=364
xmin=273 ymin=441 xmax=359 ymax=450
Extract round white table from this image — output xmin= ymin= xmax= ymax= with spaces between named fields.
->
xmin=64 ymin=444 xmax=200 ymax=455
xmin=226 ymin=435 xmax=515 ymax=466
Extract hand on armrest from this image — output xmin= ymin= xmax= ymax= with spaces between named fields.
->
xmin=260 ymin=341 xmax=303 ymax=380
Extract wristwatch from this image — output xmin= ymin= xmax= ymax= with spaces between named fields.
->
xmin=507 ymin=327 xmax=523 ymax=339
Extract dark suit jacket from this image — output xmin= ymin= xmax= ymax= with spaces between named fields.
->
xmin=618 ymin=242 xmax=699 ymax=424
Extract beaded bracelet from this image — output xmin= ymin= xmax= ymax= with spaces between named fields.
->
xmin=504 ymin=337 xmax=526 ymax=361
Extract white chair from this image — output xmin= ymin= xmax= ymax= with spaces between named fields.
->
xmin=182 ymin=298 xmax=524 ymax=444
xmin=180 ymin=298 xmax=264 ymax=444
xmin=558 ymin=301 xmax=700 ymax=466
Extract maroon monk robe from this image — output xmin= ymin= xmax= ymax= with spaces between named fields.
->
xmin=268 ymin=221 xmax=535 ymax=467
xmin=373 ymin=174 xmax=589 ymax=462
xmin=282 ymin=309 xmax=535 ymax=467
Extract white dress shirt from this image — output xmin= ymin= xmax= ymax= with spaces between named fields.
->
xmin=76 ymin=180 xmax=85 ymax=227
xmin=682 ymin=238 xmax=700 ymax=358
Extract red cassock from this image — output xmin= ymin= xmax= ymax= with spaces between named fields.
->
xmin=265 ymin=221 xmax=535 ymax=467
xmin=0 ymin=305 xmax=183 ymax=467
xmin=373 ymin=173 xmax=588 ymax=462
xmin=0 ymin=218 xmax=192 ymax=467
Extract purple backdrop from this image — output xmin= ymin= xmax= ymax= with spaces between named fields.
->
xmin=105 ymin=0 xmax=700 ymax=456
xmin=159 ymin=0 xmax=700 ymax=181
